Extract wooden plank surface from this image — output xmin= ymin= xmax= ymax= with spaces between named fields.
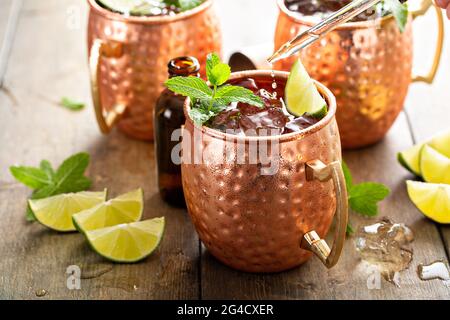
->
xmin=201 ymin=113 xmax=450 ymax=300
xmin=0 ymin=0 xmax=449 ymax=300
xmin=0 ymin=0 xmax=198 ymax=300
xmin=404 ymin=13 xmax=450 ymax=257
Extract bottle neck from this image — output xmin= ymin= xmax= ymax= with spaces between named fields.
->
xmin=168 ymin=56 xmax=201 ymax=78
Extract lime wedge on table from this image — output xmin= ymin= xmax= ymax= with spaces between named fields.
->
xmin=73 ymin=188 xmax=143 ymax=233
xmin=97 ymin=0 xmax=163 ymax=15
xmin=29 ymin=190 xmax=107 ymax=232
xmin=420 ymin=145 xmax=450 ymax=184
xmin=285 ymin=59 xmax=327 ymax=118
xmin=407 ymin=181 xmax=450 ymax=224
xmin=85 ymin=217 xmax=165 ymax=263
xmin=398 ymin=130 xmax=450 ymax=176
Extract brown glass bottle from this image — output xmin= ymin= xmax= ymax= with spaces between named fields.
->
xmin=154 ymin=56 xmax=200 ymax=207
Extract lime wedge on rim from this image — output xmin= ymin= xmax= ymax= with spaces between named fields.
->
xmin=398 ymin=129 xmax=450 ymax=176
xmin=285 ymin=59 xmax=327 ymax=118
xmin=407 ymin=181 xmax=450 ymax=224
xmin=29 ymin=190 xmax=107 ymax=232
xmin=85 ymin=217 xmax=165 ymax=263
xmin=73 ymin=188 xmax=143 ymax=233
xmin=420 ymin=145 xmax=450 ymax=184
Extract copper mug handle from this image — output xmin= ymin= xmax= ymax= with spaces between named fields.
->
xmin=410 ymin=0 xmax=444 ymax=84
xmin=301 ymin=160 xmax=348 ymax=268
xmin=89 ymin=39 xmax=127 ymax=133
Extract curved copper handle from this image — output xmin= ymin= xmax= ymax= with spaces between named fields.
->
xmin=89 ymin=39 xmax=127 ymax=133
xmin=410 ymin=0 xmax=444 ymax=84
xmin=301 ymin=160 xmax=348 ymax=268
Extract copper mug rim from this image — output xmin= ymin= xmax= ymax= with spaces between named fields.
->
xmin=183 ymin=70 xmax=337 ymax=143
xmin=87 ymin=0 xmax=213 ymax=25
xmin=276 ymin=0 xmax=398 ymax=30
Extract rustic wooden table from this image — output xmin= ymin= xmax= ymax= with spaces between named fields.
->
xmin=0 ymin=0 xmax=449 ymax=300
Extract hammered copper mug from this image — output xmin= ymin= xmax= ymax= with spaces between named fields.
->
xmin=274 ymin=0 xmax=444 ymax=149
xmin=181 ymin=70 xmax=348 ymax=273
xmin=87 ymin=0 xmax=221 ymax=140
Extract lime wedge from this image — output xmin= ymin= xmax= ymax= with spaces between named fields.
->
xmin=73 ymin=188 xmax=143 ymax=233
xmin=406 ymin=181 xmax=450 ymax=224
xmin=97 ymin=0 xmax=164 ymax=15
xmin=398 ymin=144 xmax=422 ymax=176
xmin=29 ymin=190 xmax=107 ymax=232
xmin=85 ymin=217 xmax=165 ymax=263
xmin=398 ymin=130 xmax=450 ymax=176
xmin=285 ymin=59 xmax=327 ymax=117
xmin=420 ymin=145 xmax=450 ymax=184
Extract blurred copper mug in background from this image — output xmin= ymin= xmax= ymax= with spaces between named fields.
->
xmin=274 ymin=0 xmax=444 ymax=149
xmin=87 ymin=0 xmax=221 ymax=140
xmin=181 ymin=70 xmax=348 ymax=273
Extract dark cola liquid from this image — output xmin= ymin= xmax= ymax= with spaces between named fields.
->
xmin=207 ymin=78 xmax=321 ymax=136
xmin=284 ymin=0 xmax=406 ymax=22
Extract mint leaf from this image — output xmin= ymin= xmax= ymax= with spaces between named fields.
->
xmin=10 ymin=152 xmax=92 ymax=221
xmin=26 ymin=207 xmax=36 ymax=221
xmin=178 ymin=0 xmax=204 ymax=11
xmin=10 ymin=166 xmax=50 ymax=189
xmin=346 ymin=223 xmax=354 ymax=235
xmin=342 ymin=160 xmax=390 ymax=217
xmin=385 ymin=0 xmax=408 ymax=32
xmin=215 ymin=85 xmax=264 ymax=107
xmin=54 ymin=152 xmax=90 ymax=188
xmin=165 ymin=76 xmax=213 ymax=100
xmin=40 ymin=160 xmax=55 ymax=181
xmin=207 ymin=53 xmax=231 ymax=86
xmin=348 ymin=182 xmax=390 ymax=217
xmin=206 ymin=52 xmax=221 ymax=81
xmin=342 ymin=161 xmax=353 ymax=188
xmin=60 ymin=97 xmax=85 ymax=111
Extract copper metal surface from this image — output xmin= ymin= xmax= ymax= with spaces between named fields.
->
xmin=274 ymin=0 xmax=443 ymax=149
xmin=181 ymin=70 xmax=347 ymax=273
xmin=87 ymin=0 xmax=222 ymax=140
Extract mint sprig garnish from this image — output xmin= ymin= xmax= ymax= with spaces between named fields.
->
xmin=342 ymin=161 xmax=391 ymax=234
xmin=10 ymin=152 xmax=92 ymax=221
xmin=165 ymin=53 xmax=264 ymax=126
xmin=385 ymin=0 xmax=408 ymax=32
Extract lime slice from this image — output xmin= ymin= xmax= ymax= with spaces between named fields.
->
xmin=29 ymin=190 xmax=107 ymax=232
xmin=85 ymin=217 xmax=165 ymax=263
xmin=398 ymin=129 xmax=450 ymax=176
xmin=406 ymin=181 xmax=450 ymax=224
xmin=420 ymin=145 xmax=450 ymax=184
xmin=73 ymin=188 xmax=143 ymax=233
xmin=285 ymin=59 xmax=327 ymax=117
xmin=97 ymin=0 xmax=164 ymax=15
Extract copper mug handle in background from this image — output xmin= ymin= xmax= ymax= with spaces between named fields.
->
xmin=89 ymin=39 xmax=127 ymax=134
xmin=301 ymin=160 xmax=348 ymax=268
xmin=410 ymin=0 xmax=444 ymax=84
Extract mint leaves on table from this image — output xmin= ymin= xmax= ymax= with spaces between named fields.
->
xmin=60 ymin=97 xmax=85 ymax=111
xmin=343 ymin=161 xmax=391 ymax=234
xmin=165 ymin=53 xmax=264 ymax=126
xmin=385 ymin=0 xmax=408 ymax=32
xmin=10 ymin=153 xmax=92 ymax=221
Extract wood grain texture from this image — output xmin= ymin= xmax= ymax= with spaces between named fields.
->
xmin=201 ymin=113 xmax=450 ymax=299
xmin=404 ymin=14 xmax=450 ymax=258
xmin=0 ymin=0 xmax=449 ymax=300
xmin=0 ymin=0 xmax=198 ymax=300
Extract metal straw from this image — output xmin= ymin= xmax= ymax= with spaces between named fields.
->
xmin=268 ymin=0 xmax=382 ymax=63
